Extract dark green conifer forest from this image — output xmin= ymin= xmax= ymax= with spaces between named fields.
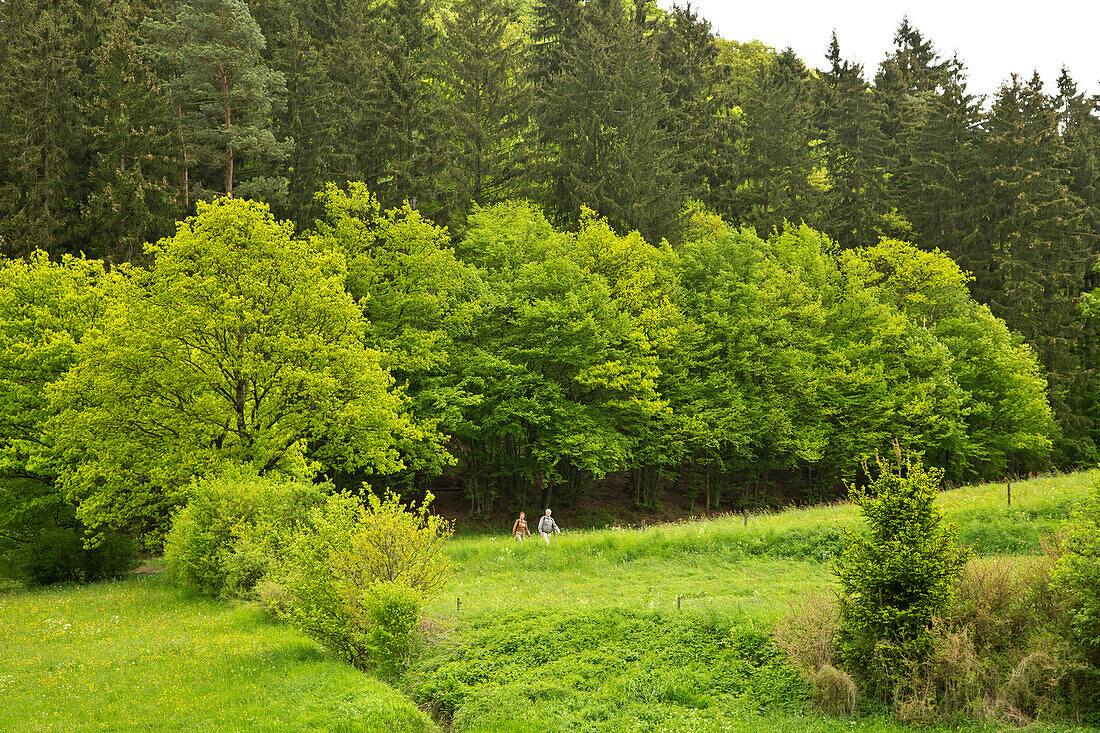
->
xmin=1 ymin=0 xmax=1098 ymax=538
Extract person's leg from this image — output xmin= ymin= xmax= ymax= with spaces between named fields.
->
xmin=542 ymin=532 xmax=551 ymax=544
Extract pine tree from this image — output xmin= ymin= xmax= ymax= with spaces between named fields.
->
xmin=438 ymin=0 xmax=532 ymax=226
xmin=143 ymin=0 xmax=290 ymax=206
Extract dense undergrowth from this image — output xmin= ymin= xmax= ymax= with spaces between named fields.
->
xmin=409 ymin=608 xmax=806 ymax=732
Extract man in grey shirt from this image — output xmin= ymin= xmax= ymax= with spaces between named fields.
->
xmin=537 ymin=508 xmax=560 ymax=544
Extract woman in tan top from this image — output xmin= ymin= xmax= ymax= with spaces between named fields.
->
xmin=511 ymin=511 xmax=530 ymax=541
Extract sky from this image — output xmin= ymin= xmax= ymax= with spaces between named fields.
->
xmin=656 ymin=0 xmax=1100 ymax=100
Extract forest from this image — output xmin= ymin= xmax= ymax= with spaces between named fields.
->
xmin=1 ymin=0 xmax=1099 ymax=545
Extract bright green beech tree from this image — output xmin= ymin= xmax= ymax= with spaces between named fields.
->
xmin=450 ymin=202 xmax=662 ymax=512
xmin=0 ymin=253 xmax=122 ymax=551
xmin=310 ymin=182 xmax=475 ymax=482
xmin=49 ymin=198 xmax=414 ymax=540
xmin=843 ymin=239 xmax=1053 ymax=478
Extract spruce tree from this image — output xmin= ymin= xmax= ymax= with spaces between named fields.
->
xmin=325 ymin=0 xmax=387 ymax=191
xmin=538 ymin=0 xmax=682 ymax=241
xmin=654 ymin=4 xmax=724 ymax=206
xmin=725 ymin=48 xmax=819 ymax=234
xmin=250 ymin=0 xmax=342 ymax=224
xmin=365 ymin=0 xmax=444 ymax=212
xmin=528 ymin=0 xmax=585 ymax=223
xmin=143 ymin=0 xmax=290 ymax=205
xmin=815 ymin=32 xmax=891 ymax=248
xmin=1055 ymin=68 xmax=1100 ymax=236
xmin=980 ymin=73 xmax=1093 ymax=457
xmin=83 ymin=0 xmax=182 ymax=261
xmin=0 ymin=0 xmax=90 ymax=256
xmin=438 ymin=0 xmax=532 ymax=226
xmin=894 ymin=57 xmax=985 ymax=258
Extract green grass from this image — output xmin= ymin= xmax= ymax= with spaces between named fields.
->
xmin=0 ymin=574 xmax=434 ymax=732
xmin=430 ymin=471 xmax=1098 ymax=624
xmin=3 ymin=471 xmax=1096 ymax=732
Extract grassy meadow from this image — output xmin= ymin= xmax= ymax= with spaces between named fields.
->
xmin=430 ymin=470 xmax=1099 ymax=623
xmin=2 ymin=470 xmax=1097 ymax=732
xmin=0 ymin=575 xmax=433 ymax=732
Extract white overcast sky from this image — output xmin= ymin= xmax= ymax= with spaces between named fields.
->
xmin=656 ymin=1 xmax=1100 ymax=100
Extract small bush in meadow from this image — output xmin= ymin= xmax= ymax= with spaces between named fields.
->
xmin=806 ymin=664 xmax=857 ymax=717
xmin=833 ymin=459 xmax=970 ymax=699
xmin=361 ymin=582 xmax=423 ymax=675
xmin=280 ymin=490 xmax=451 ymax=671
xmin=162 ymin=465 xmax=327 ymax=598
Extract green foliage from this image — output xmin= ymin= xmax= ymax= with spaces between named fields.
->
xmin=162 ymin=465 xmax=327 ymax=598
xmin=834 ymin=459 xmax=970 ymax=696
xmin=842 ymin=238 xmax=1054 ymax=479
xmin=48 ymin=198 xmax=413 ymax=541
xmin=0 ymin=252 xmax=136 ymax=584
xmin=1 ymin=526 xmax=137 ymax=587
xmin=1053 ymin=484 xmax=1100 ymax=667
xmin=409 ymin=609 xmax=805 ymax=730
xmin=361 ymin=581 xmax=423 ymax=676
xmin=0 ymin=254 xmax=117 ymax=540
xmin=280 ymin=490 xmax=451 ymax=670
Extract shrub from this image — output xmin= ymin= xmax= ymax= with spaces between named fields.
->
xmin=806 ymin=664 xmax=858 ymax=718
xmin=833 ymin=458 xmax=970 ymax=699
xmin=280 ymin=490 xmax=451 ymax=671
xmin=361 ymin=582 xmax=423 ymax=675
xmin=162 ymin=465 xmax=327 ymax=598
xmin=1 ymin=524 xmax=137 ymax=586
xmin=773 ymin=594 xmax=839 ymax=673
xmin=1052 ymin=483 xmax=1100 ymax=668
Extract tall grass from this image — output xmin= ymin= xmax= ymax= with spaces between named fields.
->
xmin=0 ymin=574 xmax=434 ymax=732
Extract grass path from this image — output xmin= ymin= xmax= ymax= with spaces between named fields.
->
xmin=0 ymin=575 xmax=433 ymax=732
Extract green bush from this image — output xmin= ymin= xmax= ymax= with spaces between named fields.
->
xmin=362 ymin=582 xmax=423 ymax=675
xmin=1 ymin=523 xmax=137 ymax=586
xmin=162 ymin=465 xmax=327 ymax=598
xmin=280 ymin=490 xmax=451 ymax=671
xmin=833 ymin=459 xmax=970 ymax=699
xmin=1053 ymin=484 xmax=1100 ymax=668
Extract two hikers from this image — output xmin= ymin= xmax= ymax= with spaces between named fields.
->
xmin=513 ymin=508 xmax=561 ymax=543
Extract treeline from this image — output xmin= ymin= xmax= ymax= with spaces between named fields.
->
xmin=0 ymin=193 xmax=1053 ymax=562
xmin=0 ymin=3 xmax=1098 ymax=464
